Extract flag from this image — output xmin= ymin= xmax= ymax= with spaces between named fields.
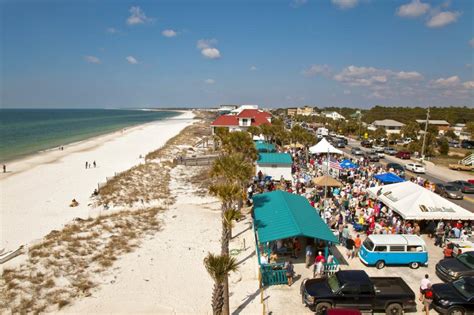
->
xmin=329 ymin=159 xmax=342 ymax=170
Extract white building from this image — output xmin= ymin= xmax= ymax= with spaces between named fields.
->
xmin=453 ymin=123 xmax=470 ymax=140
xmin=371 ymin=119 xmax=405 ymax=134
xmin=322 ymin=111 xmax=345 ymax=121
xmin=256 ymin=153 xmax=292 ymax=181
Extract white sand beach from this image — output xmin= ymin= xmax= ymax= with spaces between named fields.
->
xmin=0 ymin=111 xmax=195 ymax=252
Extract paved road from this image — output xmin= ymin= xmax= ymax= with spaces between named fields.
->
xmin=340 ymin=138 xmax=474 ymax=212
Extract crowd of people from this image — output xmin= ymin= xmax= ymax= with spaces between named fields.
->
xmin=251 ymin=144 xmax=473 ymax=269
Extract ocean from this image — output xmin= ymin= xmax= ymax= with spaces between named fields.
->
xmin=0 ymin=109 xmax=181 ymax=162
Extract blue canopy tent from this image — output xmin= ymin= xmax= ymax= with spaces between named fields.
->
xmin=340 ymin=159 xmax=358 ymax=169
xmin=374 ymin=172 xmax=405 ymax=184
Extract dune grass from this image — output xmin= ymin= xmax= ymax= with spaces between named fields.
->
xmin=0 ymin=208 xmax=162 ymax=314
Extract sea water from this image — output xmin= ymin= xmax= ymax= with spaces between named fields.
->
xmin=0 ymin=109 xmax=181 ymax=162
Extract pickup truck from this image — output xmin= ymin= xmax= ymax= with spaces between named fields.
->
xmin=301 ymin=270 xmax=416 ymax=315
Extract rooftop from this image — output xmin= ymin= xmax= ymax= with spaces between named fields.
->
xmin=415 ymin=119 xmax=450 ymax=125
xmin=253 ymin=190 xmax=338 ymax=243
xmin=372 ymin=119 xmax=405 ymax=127
xmin=257 ymin=153 xmax=292 ymax=165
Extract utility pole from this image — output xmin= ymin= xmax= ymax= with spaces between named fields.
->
xmin=420 ymin=107 xmax=430 ymax=162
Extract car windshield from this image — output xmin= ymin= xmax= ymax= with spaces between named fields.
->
xmin=456 ymin=253 xmax=474 ymax=269
xmin=327 ymin=274 xmax=341 ymax=293
xmin=445 ymin=185 xmax=457 ymax=191
xmin=453 ymin=278 xmax=474 ymax=300
xmin=363 ymin=238 xmax=374 ymax=251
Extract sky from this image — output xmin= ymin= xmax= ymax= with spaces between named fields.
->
xmin=1 ymin=0 xmax=473 ymax=108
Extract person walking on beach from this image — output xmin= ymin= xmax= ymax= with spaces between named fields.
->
xmin=85 ymin=161 xmax=88 ymax=169
xmin=3 ymin=164 xmax=6 ymax=173
xmin=93 ymin=161 xmax=96 ymax=168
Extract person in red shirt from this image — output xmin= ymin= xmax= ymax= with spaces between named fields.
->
xmin=313 ymin=251 xmax=325 ymax=278
xmin=354 ymin=234 xmax=362 ymax=257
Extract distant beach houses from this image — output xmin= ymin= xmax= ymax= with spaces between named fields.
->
xmin=210 ymin=105 xmax=272 ymax=134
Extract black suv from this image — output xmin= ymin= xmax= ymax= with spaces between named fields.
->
xmin=436 ymin=251 xmax=474 ymax=282
xmin=432 ymin=276 xmax=474 ymax=315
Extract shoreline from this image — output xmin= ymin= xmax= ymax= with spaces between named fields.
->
xmin=0 ymin=111 xmax=195 ymax=252
xmin=0 ymin=111 xmax=190 ymax=179
xmin=0 ymin=110 xmax=185 ymax=168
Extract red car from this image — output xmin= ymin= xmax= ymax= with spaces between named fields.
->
xmin=325 ymin=309 xmax=362 ymax=315
xmin=395 ymin=151 xmax=411 ymax=159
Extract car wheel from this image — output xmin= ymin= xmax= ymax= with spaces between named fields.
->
xmin=409 ymin=262 xmax=420 ymax=269
xmin=376 ymin=260 xmax=385 ymax=269
xmin=315 ymin=302 xmax=332 ymax=315
xmin=447 ymin=307 xmax=465 ymax=315
xmin=385 ymin=303 xmax=403 ymax=315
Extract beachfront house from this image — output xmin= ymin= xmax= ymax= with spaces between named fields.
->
xmin=253 ymin=190 xmax=339 ymax=286
xmin=415 ymin=119 xmax=450 ymax=135
xmin=256 ymin=153 xmax=292 ymax=180
xmin=210 ymin=106 xmax=272 ymax=135
xmin=370 ymin=119 xmax=405 ymax=134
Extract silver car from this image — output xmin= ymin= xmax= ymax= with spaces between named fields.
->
xmin=351 ymin=147 xmax=363 ymax=155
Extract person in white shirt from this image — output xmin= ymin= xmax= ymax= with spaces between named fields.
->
xmin=419 ymin=274 xmax=431 ymax=300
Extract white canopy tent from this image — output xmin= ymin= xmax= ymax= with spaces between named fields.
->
xmin=309 ymin=137 xmax=343 ymax=154
xmin=367 ymin=181 xmax=474 ymax=221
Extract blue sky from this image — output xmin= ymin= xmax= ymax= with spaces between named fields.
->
xmin=1 ymin=0 xmax=473 ymax=108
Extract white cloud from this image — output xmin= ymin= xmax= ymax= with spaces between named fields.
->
xmin=469 ymin=38 xmax=474 ymax=48
xmin=84 ymin=55 xmax=101 ymax=64
xmin=201 ymin=48 xmax=221 ymax=59
xmin=396 ymin=0 xmax=430 ymax=18
xmin=396 ymin=71 xmax=424 ymax=80
xmin=204 ymin=79 xmax=215 ymax=84
xmin=430 ymin=75 xmax=460 ymax=88
xmin=334 ymin=65 xmax=382 ymax=86
xmin=331 ymin=0 xmax=358 ymax=10
xmin=196 ymin=39 xmax=218 ymax=50
xmin=301 ymin=64 xmax=330 ymax=77
xmin=250 ymin=65 xmax=257 ymax=71
xmin=126 ymin=6 xmax=152 ymax=25
xmin=126 ymin=56 xmax=139 ymax=64
xmin=162 ymin=29 xmax=177 ymax=38
xmin=197 ymin=39 xmax=221 ymax=59
xmin=290 ymin=0 xmax=308 ymax=8
xmin=462 ymin=81 xmax=474 ymax=89
xmin=426 ymin=11 xmax=460 ymax=28
xmin=106 ymin=27 xmax=118 ymax=34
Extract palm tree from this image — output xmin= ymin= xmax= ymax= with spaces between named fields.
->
xmin=209 ymin=182 xmax=241 ymax=254
xmin=211 ymin=153 xmax=254 ymax=185
xmin=204 ymin=253 xmax=239 ymax=315
xmin=219 ymin=131 xmax=258 ymax=161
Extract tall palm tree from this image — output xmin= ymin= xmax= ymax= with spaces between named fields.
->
xmin=204 ymin=253 xmax=239 ymax=315
xmin=209 ymin=182 xmax=241 ymax=254
xmin=211 ymin=153 xmax=254 ymax=185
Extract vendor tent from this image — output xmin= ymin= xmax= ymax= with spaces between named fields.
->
xmin=312 ymin=175 xmax=343 ymax=187
xmin=340 ymin=159 xmax=358 ymax=169
xmin=367 ymin=181 xmax=474 ymax=221
xmin=253 ymin=190 xmax=338 ymax=243
xmin=309 ymin=137 xmax=343 ymax=155
xmin=374 ymin=172 xmax=405 ymax=184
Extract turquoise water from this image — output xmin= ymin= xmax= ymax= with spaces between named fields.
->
xmin=0 ymin=109 xmax=180 ymax=162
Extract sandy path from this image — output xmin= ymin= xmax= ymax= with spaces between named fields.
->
xmin=0 ymin=111 xmax=195 ymax=251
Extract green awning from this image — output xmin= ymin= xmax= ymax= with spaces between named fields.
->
xmin=257 ymin=153 xmax=292 ymax=165
xmin=253 ymin=190 xmax=338 ymax=244
xmin=255 ymin=141 xmax=276 ymax=153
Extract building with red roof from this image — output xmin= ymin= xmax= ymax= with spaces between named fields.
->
xmin=210 ymin=106 xmax=272 ymax=134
